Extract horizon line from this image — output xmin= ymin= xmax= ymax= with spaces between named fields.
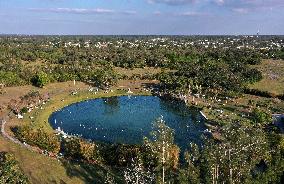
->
xmin=1 ymin=34 xmax=284 ymax=37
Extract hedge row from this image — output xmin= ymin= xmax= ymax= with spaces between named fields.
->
xmin=13 ymin=126 xmax=60 ymax=154
xmin=13 ymin=127 xmax=153 ymax=167
xmin=63 ymin=137 xmax=158 ymax=168
xmin=13 ymin=126 xmax=180 ymax=169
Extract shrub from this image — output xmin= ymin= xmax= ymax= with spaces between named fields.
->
xmin=31 ymin=71 xmax=49 ymax=88
xmin=0 ymin=71 xmax=24 ymax=86
xmin=63 ymin=137 xmax=81 ymax=159
xmin=63 ymin=137 xmax=102 ymax=163
xmin=20 ymin=107 xmax=28 ymax=114
xmin=251 ymin=108 xmax=273 ymax=125
xmin=101 ymin=144 xmax=141 ymax=167
xmin=0 ymin=152 xmax=29 ymax=184
xmin=14 ymin=126 xmax=60 ymax=154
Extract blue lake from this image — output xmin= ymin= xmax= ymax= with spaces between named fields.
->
xmin=49 ymin=95 xmax=206 ymax=150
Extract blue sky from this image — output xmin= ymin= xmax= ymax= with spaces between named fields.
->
xmin=0 ymin=0 xmax=283 ymax=35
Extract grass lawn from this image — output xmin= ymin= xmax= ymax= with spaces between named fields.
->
xmin=0 ymin=136 xmax=87 ymax=183
xmin=0 ymin=135 xmax=122 ymax=184
xmin=250 ymin=59 xmax=284 ymax=95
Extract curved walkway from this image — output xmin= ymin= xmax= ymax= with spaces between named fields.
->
xmin=0 ymin=115 xmax=34 ymax=151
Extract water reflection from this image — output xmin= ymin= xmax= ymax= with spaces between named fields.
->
xmin=103 ymin=96 xmax=119 ymax=115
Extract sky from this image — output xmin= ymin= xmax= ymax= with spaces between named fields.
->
xmin=0 ymin=0 xmax=283 ymax=35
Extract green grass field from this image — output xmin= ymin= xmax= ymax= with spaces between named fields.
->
xmin=250 ymin=59 xmax=284 ymax=95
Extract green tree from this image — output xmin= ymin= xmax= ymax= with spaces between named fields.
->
xmin=91 ymin=66 xmax=118 ymax=89
xmin=251 ymin=108 xmax=273 ymax=125
xmin=14 ymin=126 xmax=60 ymax=153
xmin=0 ymin=71 xmax=23 ymax=86
xmin=178 ymin=143 xmax=201 ymax=184
xmin=201 ymin=122 xmax=269 ymax=184
xmin=143 ymin=117 xmax=180 ymax=183
xmin=63 ymin=137 xmax=101 ymax=163
xmin=31 ymin=71 xmax=49 ymax=88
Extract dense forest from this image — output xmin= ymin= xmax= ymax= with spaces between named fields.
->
xmin=1 ymin=35 xmax=283 ymax=90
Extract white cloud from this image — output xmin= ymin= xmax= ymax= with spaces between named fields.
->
xmin=214 ymin=0 xmax=225 ymax=5
xmin=177 ymin=11 xmax=206 ymax=16
xmin=147 ymin=0 xmax=196 ymax=5
xmin=232 ymin=8 xmax=248 ymax=14
xmin=29 ymin=8 xmax=115 ymax=14
xmin=153 ymin=11 xmax=162 ymax=15
xmin=29 ymin=8 xmax=138 ymax=15
xmin=121 ymin=10 xmax=137 ymax=15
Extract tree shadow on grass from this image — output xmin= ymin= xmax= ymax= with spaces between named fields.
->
xmin=61 ymin=159 xmax=123 ymax=184
xmin=61 ymin=159 xmax=105 ymax=183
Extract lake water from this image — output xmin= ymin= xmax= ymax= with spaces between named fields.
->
xmin=49 ymin=95 xmax=206 ymax=150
